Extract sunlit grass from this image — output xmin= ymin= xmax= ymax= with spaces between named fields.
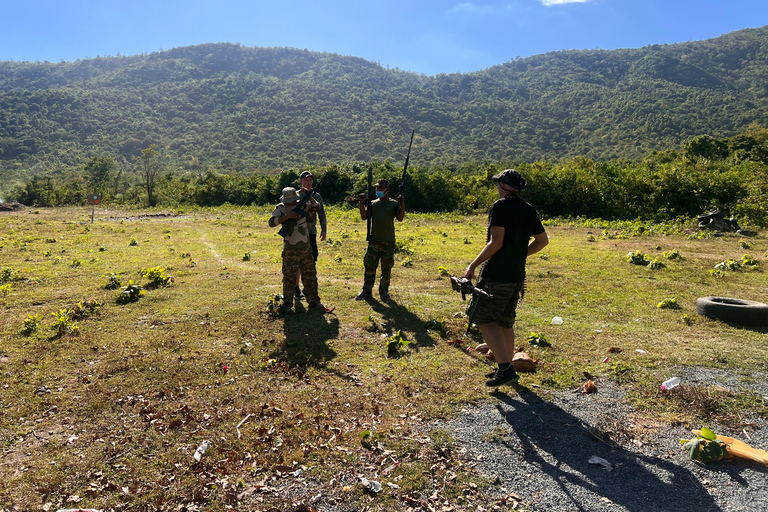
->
xmin=0 ymin=206 xmax=767 ymax=510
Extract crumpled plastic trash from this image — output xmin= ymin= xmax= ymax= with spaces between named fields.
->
xmin=360 ymin=477 xmax=382 ymax=493
xmin=588 ymin=455 xmax=613 ymax=471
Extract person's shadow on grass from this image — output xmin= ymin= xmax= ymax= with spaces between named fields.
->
xmin=365 ymin=296 xmax=437 ymax=349
xmin=270 ymin=304 xmax=340 ymax=369
xmin=471 ymin=387 xmax=724 ymax=512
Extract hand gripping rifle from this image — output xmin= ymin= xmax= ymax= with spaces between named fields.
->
xmin=278 ymin=172 xmax=327 ymax=238
xmin=450 ymin=275 xmax=495 ymax=335
xmin=399 ymin=130 xmax=415 ymax=197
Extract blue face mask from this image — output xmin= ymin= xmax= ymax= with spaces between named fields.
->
xmin=375 ymin=190 xmax=385 ymax=198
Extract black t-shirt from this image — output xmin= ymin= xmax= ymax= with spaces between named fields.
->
xmin=480 ymin=194 xmax=545 ymax=283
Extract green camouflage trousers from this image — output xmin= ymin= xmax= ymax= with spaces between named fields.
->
xmin=282 ymin=244 xmax=320 ymax=305
xmin=362 ymin=242 xmax=395 ymax=295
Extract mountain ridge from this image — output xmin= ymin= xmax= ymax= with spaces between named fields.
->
xmin=1 ymin=25 xmax=768 ymax=186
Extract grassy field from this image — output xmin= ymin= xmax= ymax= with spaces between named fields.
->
xmin=1 ymin=205 xmax=767 ymax=511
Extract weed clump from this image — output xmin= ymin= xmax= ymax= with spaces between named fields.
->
xmin=657 ymin=298 xmax=682 ymax=310
xmin=51 ymin=309 xmax=79 ymax=337
xmin=102 ymin=272 xmax=123 ymax=289
xmin=142 ymin=266 xmax=173 ymax=288
xmin=386 ymin=330 xmax=410 ymax=357
xmin=626 ymin=251 xmax=649 ymax=265
xmin=527 ymin=332 xmax=551 ymax=347
xmin=117 ymin=280 xmax=145 ymax=304
xmin=19 ymin=314 xmax=43 ymax=336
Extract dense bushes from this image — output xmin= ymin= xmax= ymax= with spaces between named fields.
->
xmin=9 ymin=149 xmax=768 ymax=226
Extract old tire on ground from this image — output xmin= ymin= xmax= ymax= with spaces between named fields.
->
xmin=696 ymin=296 xmax=768 ymax=326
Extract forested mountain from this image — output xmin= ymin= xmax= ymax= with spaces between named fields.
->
xmin=2 ymin=25 xmax=768 ymax=189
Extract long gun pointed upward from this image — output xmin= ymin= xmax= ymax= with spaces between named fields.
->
xmin=399 ymin=130 xmax=415 ymax=196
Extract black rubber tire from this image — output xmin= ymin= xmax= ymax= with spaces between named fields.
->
xmin=697 ymin=211 xmax=721 ymax=221
xmin=696 ymin=296 xmax=768 ymax=326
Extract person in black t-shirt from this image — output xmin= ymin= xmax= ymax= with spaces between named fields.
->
xmin=464 ymin=169 xmax=548 ymax=387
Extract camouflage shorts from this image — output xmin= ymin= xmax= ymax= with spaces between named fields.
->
xmin=468 ymin=279 xmax=523 ymax=328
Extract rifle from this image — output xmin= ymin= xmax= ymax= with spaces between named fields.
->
xmin=450 ymin=275 xmax=495 ymax=335
xmin=399 ymin=130 xmax=415 ymax=196
xmin=365 ymin=166 xmax=373 ymax=242
xmin=278 ymin=173 xmax=327 ymax=238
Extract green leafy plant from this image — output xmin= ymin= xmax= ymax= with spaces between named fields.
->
xmin=334 ymin=254 xmax=342 ymax=263
xmin=242 ymin=252 xmax=251 ymax=261
xmin=657 ymin=298 xmax=681 ymax=310
xmin=626 ymin=250 xmax=649 ymax=265
xmin=0 ymin=283 xmax=11 ymax=296
xmin=711 ymin=258 xmax=741 ymax=277
xmin=102 ymin=272 xmax=123 ymax=289
xmin=68 ymin=299 xmax=101 ymax=320
xmin=394 ymin=239 xmax=413 ymax=255
xmin=401 ymin=257 xmax=412 ymax=267
xmin=739 ymin=240 xmax=751 ymax=249
xmin=117 ymin=280 xmax=145 ymax=304
xmin=663 ymin=249 xmax=682 ymax=259
xmin=51 ymin=309 xmax=79 ymax=337
xmin=266 ymin=293 xmax=284 ymax=318
xmin=437 ymin=266 xmax=450 ymax=277
xmin=129 ymin=237 xmax=138 ymax=246
xmin=424 ymin=319 xmax=446 ymax=334
xmin=20 ymin=313 xmax=43 ymax=336
xmin=70 ymin=259 xmax=82 ymax=267
xmin=680 ymin=427 xmax=727 ymax=463
xmin=740 ymin=254 xmax=759 ymax=268
xmin=0 ymin=267 xmax=15 ymax=282
xmin=386 ymin=330 xmax=410 ymax=356
xmin=142 ymin=266 xmax=174 ymax=288
xmin=527 ymin=331 xmax=551 ymax=347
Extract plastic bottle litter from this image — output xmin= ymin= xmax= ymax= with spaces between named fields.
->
xmin=551 ymin=316 xmax=564 ymax=325
xmin=660 ymin=376 xmax=681 ymax=390
xmin=193 ymin=440 xmax=210 ymax=462
xmin=635 ymin=349 xmax=648 ymax=355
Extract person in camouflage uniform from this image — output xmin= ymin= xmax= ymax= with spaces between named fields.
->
xmin=294 ymin=170 xmax=327 ymax=299
xmin=356 ymin=179 xmax=405 ymax=301
xmin=269 ymin=187 xmax=333 ymax=314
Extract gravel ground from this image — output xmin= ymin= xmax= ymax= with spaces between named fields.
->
xmin=442 ymin=367 xmax=768 ymax=512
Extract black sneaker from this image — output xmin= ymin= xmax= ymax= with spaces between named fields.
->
xmin=485 ymin=367 xmax=520 ymax=387
xmin=380 ymin=292 xmax=392 ymax=302
xmin=356 ymin=291 xmax=371 ymax=300
xmin=295 ymin=286 xmax=305 ymax=300
xmin=485 ymin=369 xmax=497 ymax=379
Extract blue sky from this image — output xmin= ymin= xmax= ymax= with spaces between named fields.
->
xmin=3 ymin=0 xmax=768 ymax=75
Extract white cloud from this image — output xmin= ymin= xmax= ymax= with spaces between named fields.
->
xmin=448 ymin=3 xmax=496 ymax=15
xmin=540 ymin=0 xmax=590 ymax=5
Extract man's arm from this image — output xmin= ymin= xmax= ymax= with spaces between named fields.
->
xmin=358 ymin=195 xmax=367 ymax=220
xmin=395 ymin=194 xmax=405 ymax=222
xmin=316 ymin=193 xmax=328 ymax=241
xmin=268 ymin=208 xmax=300 ymax=228
xmin=527 ymin=230 xmax=549 ymax=256
xmin=464 ymin=225 xmax=504 ymax=280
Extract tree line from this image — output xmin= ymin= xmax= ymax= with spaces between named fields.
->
xmin=10 ymin=127 xmax=768 ymax=227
